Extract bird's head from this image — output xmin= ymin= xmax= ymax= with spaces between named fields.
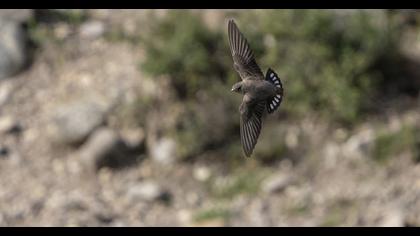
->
xmin=231 ymin=82 xmax=243 ymax=93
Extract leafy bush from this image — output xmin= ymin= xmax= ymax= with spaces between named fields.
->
xmin=373 ymin=125 xmax=420 ymax=163
xmin=26 ymin=10 xmax=89 ymax=47
xmin=208 ymin=166 xmax=270 ymax=199
xmin=140 ymin=10 xmax=235 ymax=99
xmin=141 ymin=10 xmax=407 ymax=124
xmin=237 ymin=10 xmax=405 ymax=124
xmin=192 ymin=206 xmax=231 ymax=224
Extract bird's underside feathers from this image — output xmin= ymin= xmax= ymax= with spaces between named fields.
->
xmin=265 ymin=68 xmax=283 ymax=113
xmin=228 ymin=19 xmax=264 ymax=80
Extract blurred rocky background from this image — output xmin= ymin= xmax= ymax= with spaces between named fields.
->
xmin=1 ymin=9 xmax=420 ymax=226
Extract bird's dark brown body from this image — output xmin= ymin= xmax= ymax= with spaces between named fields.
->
xmin=240 ymin=80 xmax=280 ymax=100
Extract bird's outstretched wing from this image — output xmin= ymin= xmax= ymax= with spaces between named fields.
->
xmin=228 ymin=19 xmax=264 ymax=80
xmin=239 ymin=97 xmax=265 ymax=157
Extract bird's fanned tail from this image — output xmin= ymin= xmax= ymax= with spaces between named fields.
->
xmin=265 ymin=68 xmax=283 ymax=113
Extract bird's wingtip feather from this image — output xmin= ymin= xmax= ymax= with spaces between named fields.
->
xmin=228 ymin=18 xmax=236 ymax=26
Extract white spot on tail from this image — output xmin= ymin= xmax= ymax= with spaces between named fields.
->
xmin=270 ymin=73 xmax=274 ymax=78
xmin=270 ymin=104 xmax=274 ymax=109
xmin=274 ymin=97 xmax=279 ymax=102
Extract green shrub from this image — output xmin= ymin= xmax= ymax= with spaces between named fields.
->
xmin=26 ymin=10 xmax=89 ymax=47
xmin=141 ymin=10 xmax=406 ymax=125
xmin=140 ymin=10 xmax=235 ymax=99
xmin=137 ymin=10 xmax=416 ymax=163
xmin=208 ymin=167 xmax=270 ymax=199
xmin=237 ymin=10 xmax=404 ymax=124
xmin=192 ymin=207 xmax=231 ymax=223
xmin=373 ymin=125 xmax=419 ymax=163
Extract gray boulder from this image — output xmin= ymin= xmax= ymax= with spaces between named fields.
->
xmin=149 ymin=137 xmax=178 ymax=165
xmin=262 ymin=173 xmax=295 ymax=194
xmin=126 ymin=181 xmax=171 ymax=203
xmin=79 ymin=20 xmax=105 ymax=39
xmin=0 ymin=115 xmax=21 ymax=134
xmin=77 ymin=127 xmax=141 ymax=171
xmin=0 ymin=10 xmax=32 ymax=80
xmin=0 ymin=10 xmax=33 ymax=23
xmin=48 ymin=99 xmax=108 ymax=145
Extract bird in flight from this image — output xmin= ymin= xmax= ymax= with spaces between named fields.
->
xmin=227 ymin=19 xmax=284 ymax=157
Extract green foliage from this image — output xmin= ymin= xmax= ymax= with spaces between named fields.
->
xmin=113 ymin=93 xmax=155 ymax=129
xmin=320 ymin=212 xmax=343 ymax=226
xmin=287 ymin=202 xmax=310 ymax=216
xmin=140 ymin=10 xmax=235 ymax=99
xmin=26 ymin=17 xmax=50 ymax=47
xmin=320 ymin=198 xmax=359 ymax=226
xmin=170 ymin=81 xmax=240 ymax=159
xmin=36 ymin=9 xmax=88 ymax=25
xmin=192 ymin=206 xmax=231 ymax=223
xmin=252 ymin=123 xmax=289 ymax=163
xmin=26 ymin=10 xmax=89 ymax=47
xmin=238 ymin=10 xmax=403 ymax=124
xmin=141 ymin=10 xmax=405 ymax=124
xmin=137 ymin=10 xmax=415 ymax=163
xmin=372 ymin=125 xmax=419 ymax=163
xmin=209 ymin=167 xmax=270 ymax=199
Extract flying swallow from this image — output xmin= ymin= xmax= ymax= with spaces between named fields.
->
xmin=228 ymin=19 xmax=284 ymax=157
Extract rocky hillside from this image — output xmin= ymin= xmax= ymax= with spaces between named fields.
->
xmin=1 ymin=9 xmax=420 ymax=226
